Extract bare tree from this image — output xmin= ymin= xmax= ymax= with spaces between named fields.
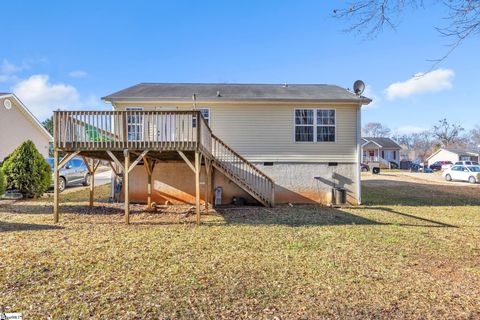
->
xmin=466 ymin=125 xmax=480 ymax=149
xmin=393 ymin=131 xmax=434 ymax=161
xmin=432 ymin=118 xmax=464 ymax=147
xmin=362 ymin=122 xmax=391 ymax=137
xmin=333 ymin=1 xmax=480 ymax=66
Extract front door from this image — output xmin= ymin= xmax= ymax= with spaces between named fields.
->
xmin=155 ymin=107 xmax=177 ymax=142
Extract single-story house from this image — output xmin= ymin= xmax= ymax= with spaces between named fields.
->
xmin=0 ymin=93 xmax=52 ymax=160
xmin=361 ymin=137 xmax=401 ymax=168
xmin=426 ymin=148 xmax=479 ymax=166
xmin=50 ymin=82 xmax=372 ymax=224
xmin=98 ymin=83 xmax=371 ymax=206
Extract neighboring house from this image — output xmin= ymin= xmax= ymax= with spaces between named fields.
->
xmin=52 ymin=82 xmax=371 ymax=216
xmin=426 ymin=148 xmax=480 ymax=167
xmin=0 ymin=93 xmax=52 ymax=160
xmin=362 ymin=137 xmax=401 ymax=168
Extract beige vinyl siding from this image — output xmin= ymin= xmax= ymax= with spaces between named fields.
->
xmin=427 ymin=149 xmax=459 ymax=167
xmin=113 ymin=101 xmax=360 ymax=163
xmin=0 ymin=97 xmax=51 ymax=159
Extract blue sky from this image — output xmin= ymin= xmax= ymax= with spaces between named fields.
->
xmin=0 ymin=1 xmax=478 ymax=133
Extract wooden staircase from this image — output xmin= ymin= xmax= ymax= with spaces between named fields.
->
xmin=211 ymin=134 xmax=275 ymax=207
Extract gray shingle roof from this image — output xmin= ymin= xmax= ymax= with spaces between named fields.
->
xmin=362 ymin=137 xmax=402 ymax=149
xmin=102 ymin=83 xmax=372 ymax=104
xmin=444 ymin=148 xmax=479 ymax=156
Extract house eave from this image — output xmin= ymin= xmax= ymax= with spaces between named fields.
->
xmin=102 ymin=97 xmax=370 ymax=105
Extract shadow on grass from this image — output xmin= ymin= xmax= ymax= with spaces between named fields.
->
xmin=0 ymin=221 xmax=64 ymax=232
xmin=213 ymin=205 xmax=457 ymax=228
xmin=216 ymin=206 xmax=376 ymax=226
xmin=361 ymin=206 xmax=458 ymax=228
xmin=362 ymin=179 xmax=480 ymax=206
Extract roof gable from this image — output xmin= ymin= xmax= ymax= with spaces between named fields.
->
xmin=0 ymin=93 xmax=53 ymax=141
xmin=362 ymin=137 xmax=401 ymax=149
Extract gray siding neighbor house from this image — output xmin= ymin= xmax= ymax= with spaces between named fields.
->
xmin=362 ymin=137 xmax=402 ymax=168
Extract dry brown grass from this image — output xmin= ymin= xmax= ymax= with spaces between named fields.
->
xmin=1 ymin=178 xmax=479 ymax=319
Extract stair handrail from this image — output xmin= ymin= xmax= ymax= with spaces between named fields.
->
xmin=211 ymin=133 xmax=274 ymax=182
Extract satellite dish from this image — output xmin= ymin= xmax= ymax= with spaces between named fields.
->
xmin=353 ymin=80 xmax=365 ymax=96
xmin=3 ymin=98 xmax=12 ymax=110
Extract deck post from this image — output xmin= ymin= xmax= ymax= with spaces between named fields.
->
xmin=204 ymin=159 xmax=211 ymax=213
xmin=143 ymin=157 xmax=156 ymax=209
xmin=210 ymin=167 xmax=215 ymax=207
xmin=195 ymin=151 xmax=201 ymax=225
xmin=53 ymin=149 xmax=60 ymax=223
xmin=89 ymin=158 xmax=95 ymax=206
xmin=124 ymin=150 xmax=130 ymax=224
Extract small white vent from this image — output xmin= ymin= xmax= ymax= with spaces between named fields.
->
xmin=4 ymin=98 xmax=12 ymax=110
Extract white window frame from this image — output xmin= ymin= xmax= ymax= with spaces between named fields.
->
xmin=198 ymin=108 xmax=210 ymax=125
xmin=193 ymin=107 xmax=210 ymax=127
xmin=294 ymin=108 xmax=336 ymax=143
xmin=126 ymin=107 xmax=144 ymax=141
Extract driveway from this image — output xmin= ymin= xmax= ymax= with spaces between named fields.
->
xmin=362 ymin=170 xmax=480 ymax=187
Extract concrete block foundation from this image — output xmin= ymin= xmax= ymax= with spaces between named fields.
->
xmin=121 ymin=161 xmax=359 ymax=206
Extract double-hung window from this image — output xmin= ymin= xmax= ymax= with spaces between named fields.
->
xmin=295 ymin=109 xmax=336 ymax=142
xmin=193 ymin=108 xmax=210 ymax=127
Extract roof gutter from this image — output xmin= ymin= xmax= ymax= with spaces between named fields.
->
xmin=101 ymin=96 xmax=372 ymax=104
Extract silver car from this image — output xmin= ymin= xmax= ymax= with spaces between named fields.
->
xmin=47 ymin=158 xmax=91 ymax=192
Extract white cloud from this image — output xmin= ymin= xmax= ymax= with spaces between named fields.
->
xmin=13 ymin=74 xmax=81 ymax=119
xmin=68 ymin=70 xmax=88 ymax=78
xmin=385 ymin=69 xmax=455 ymax=100
xmin=1 ymin=59 xmax=29 ymax=74
xmin=394 ymin=125 xmax=428 ymax=135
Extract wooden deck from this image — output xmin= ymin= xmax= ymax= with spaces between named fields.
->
xmin=52 ymin=110 xmax=275 ymax=224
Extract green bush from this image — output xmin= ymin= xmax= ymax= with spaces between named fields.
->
xmin=0 ymin=168 xmax=5 ymax=196
xmin=2 ymin=140 xmax=52 ymax=198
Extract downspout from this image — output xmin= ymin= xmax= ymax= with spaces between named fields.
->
xmin=356 ymin=104 xmax=362 ymax=205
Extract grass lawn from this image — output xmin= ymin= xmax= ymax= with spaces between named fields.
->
xmin=1 ymin=176 xmax=479 ymax=319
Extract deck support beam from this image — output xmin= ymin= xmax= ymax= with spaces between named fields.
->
xmin=178 ymin=151 xmax=195 ymax=173
xmin=195 ymin=151 xmax=201 ymax=225
xmin=107 ymin=150 xmax=123 ymax=173
xmin=82 ymin=156 xmax=100 ymax=207
xmin=124 ymin=150 xmax=130 ymax=224
xmin=143 ymin=156 xmax=156 ymax=209
xmin=53 ymin=149 xmax=60 ymax=223
xmin=128 ymin=150 xmax=149 ymax=173
xmin=59 ymin=151 xmax=80 ymax=169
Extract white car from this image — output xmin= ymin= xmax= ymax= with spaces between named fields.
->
xmin=443 ymin=165 xmax=480 ymax=184
xmin=454 ymin=161 xmax=479 ymax=166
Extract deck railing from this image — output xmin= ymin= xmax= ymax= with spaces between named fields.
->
xmin=54 ymin=110 xmax=211 ymax=152
xmin=54 ymin=110 xmax=274 ymax=206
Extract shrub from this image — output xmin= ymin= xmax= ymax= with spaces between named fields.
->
xmin=0 ymin=168 xmax=5 ymax=196
xmin=2 ymin=140 xmax=52 ymax=198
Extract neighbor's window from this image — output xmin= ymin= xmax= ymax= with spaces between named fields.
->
xmin=295 ymin=109 xmax=335 ymax=142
